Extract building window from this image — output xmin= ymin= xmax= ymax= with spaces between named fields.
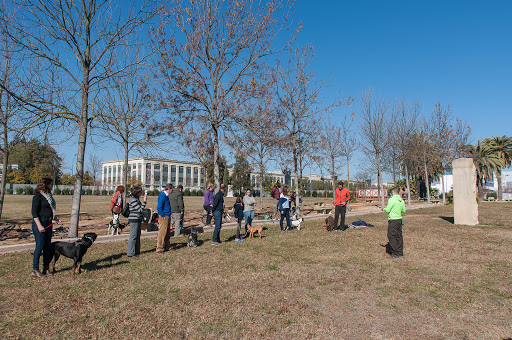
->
xmin=132 ymin=163 xmax=136 ymax=179
xmin=178 ymin=166 xmax=184 ymax=185
xmin=200 ymin=168 xmax=204 ymax=186
xmin=108 ymin=166 xmax=112 ymax=185
xmin=171 ymin=165 xmax=176 ymax=184
xmin=193 ymin=167 xmax=198 ymax=187
xmin=138 ymin=163 xmax=142 ymax=180
xmin=163 ymin=165 xmax=168 ymax=184
xmin=145 ymin=163 xmax=152 ymax=185
xmin=112 ymin=166 xmax=116 ymax=185
xmin=103 ymin=167 xmax=107 ymax=185
xmin=154 ymin=163 xmax=161 ymax=185
xmin=186 ymin=167 xmax=191 ymax=186
xmin=117 ymin=165 xmax=122 ymax=183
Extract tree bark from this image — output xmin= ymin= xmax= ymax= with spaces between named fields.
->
xmin=259 ymin=165 xmax=264 ymax=209
xmin=441 ymin=173 xmax=446 ymax=204
xmin=423 ymin=153 xmax=430 ymax=204
xmin=0 ymin=149 xmax=8 ymax=221
xmin=123 ymin=139 xmax=129 ymax=203
xmin=405 ymin=163 xmax=411 ymax=208
xmin=69 ymin=110 xmax=88 ymax=237
xmin=212 ymin=123 xmax=220 ymax=193
xmin=346 ymin=154 xmax=350 ymax=190
xmin=376 ymin=152 xmax=384 ymax=208
xmin=496 ymin=170 xmax=502 ymax=201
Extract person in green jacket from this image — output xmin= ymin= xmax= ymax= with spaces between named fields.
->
xmin=383 ymin=187 xmax=406 ymax=258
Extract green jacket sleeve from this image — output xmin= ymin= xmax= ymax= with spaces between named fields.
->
xmin=383 ymin=197 xmax=394 ymax=213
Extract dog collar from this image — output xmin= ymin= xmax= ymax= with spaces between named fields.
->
xmin=84 ymin=235 xmax=95 ymax=243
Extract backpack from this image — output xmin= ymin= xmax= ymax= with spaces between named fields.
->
xmin=121 ymin=203 xmax=130 ymax=218
xmin=141 ymin=208 xmax=151 ymax=223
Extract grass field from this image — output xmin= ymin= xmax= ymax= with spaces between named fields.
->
xmin=0 ymin=202 xmax=511 ymax=338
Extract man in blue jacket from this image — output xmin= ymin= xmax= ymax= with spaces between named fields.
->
xmin=156 ymin=184 xmax=173 ymax=253
xmin=212 ymin=184 xmax=226 ymax=245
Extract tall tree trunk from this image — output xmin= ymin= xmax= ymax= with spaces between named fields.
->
xmin=293 ymin=141 xmax=300 ymax=217
xmin=123 ymin=139 xmax=129 ymax=203
xmin=423 ymin=153 xmax=430 ymax=204
xmin=346 ymin=154 xmax=350 ymax=190
xmin=441 ymin=173 xmax=446 ymax=204
xmin=376 ymin=153 xmax=384 ymax=208
xmin=331 ymin=156 xmax=336 ymax=198
xmin=497 ymin=170 xmax=502 ymax=201
xmin=404 ymin=163 xmax=411 ymax=208
xmin=0 ymin=149 xmax=8 ymax=221
xmin=212 ymin=124 xmax=220 ymax=193
xmin=69 ymin=112 xmax=88 ymax=238
xmin=259 ymin=165 xmax=264 ymax=209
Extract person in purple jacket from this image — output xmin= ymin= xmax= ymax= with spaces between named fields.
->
xmin=203 ymin=182 xmax=214 ymax=227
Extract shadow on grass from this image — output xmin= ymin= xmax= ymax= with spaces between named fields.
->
xmin=439 ymin=216 xmax=454 ymax=224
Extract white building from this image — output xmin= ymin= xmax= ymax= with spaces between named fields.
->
xmin=102 ymin=157 xmax=204 ymax=191
xmin=0 ymin=164 xmax=18 ymax=176
xmin=432 ymin=169 xmax=512 ymax=197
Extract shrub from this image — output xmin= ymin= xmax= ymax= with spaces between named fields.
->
xmin=446 ymin=190 xmax=454 ymax=205
xmin=108 ymin=190 xmax=114 ymax=196
xmin=53 ymin=188 xmax=62 ymax=195
xmin=312 ymin=190 xmax=318 ymax=197
xmin=183 ymin=189 xmax=191 ymax=196
xmin=190 ymin=190 xmax=198 ymax=196
xmin=62 ymin=188 xmax=71 ymax=195
xmin=6 ymin=188 xmax=13 ymax=194
xmin=101 ymin=189 xmax=107 ymax=196
xmin=81 ymin=189 xmax=86 ymax=195
xmin=86 ymin=188 xmax=93 ymax=195
xmin=24 ymin=186 xmax=34 ymax=195
xmin=15 ymin=187 xmax=24 ymax=195
xmin=196 ymin=190 xmax=204 ymax=197
xmin=94 ymin=190 xmax=100 ymax=195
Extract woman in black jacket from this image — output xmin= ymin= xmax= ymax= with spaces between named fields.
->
xmin=31 ymin=178 xmax=61 ymax=278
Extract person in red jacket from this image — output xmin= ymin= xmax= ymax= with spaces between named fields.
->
xmin=271 ymin=180 xmax=281 ymax=212
xmin=110 ymin=186 xmax=125 ymax=228
xmin=332 ymin=181 xmax=350 ymax=231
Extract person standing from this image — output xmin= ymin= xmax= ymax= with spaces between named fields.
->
xmin=279 ymin=186 xmax=292 ymax=231
xmin=212 ymin=184 xmax=226 ymax=245
xmin=170 ymin=184 xmax=184 ymax=237
xmin=271 ymin=180 xmax=281 ymax=212
xmin=127 ymin=186 xmax=147 ymax=257
xmin=31 ymin=178 xmax=62 ymax=277
xmin=234 ymin=196 xmax=244 ymax=241
xmin=203 ymin=182 xmax=214 ymax=227
xmin=383 ymin=187 xmax=406 ymax=258
xmin=243 ymin=189 xmax=256 ymax=237
xmin=110 ymin=185 xmax=125 ymax=229
xmin=156 ymin=184 xmax=173 ymax=253
xmin=332 ymin=181 xmax=351 ymax=231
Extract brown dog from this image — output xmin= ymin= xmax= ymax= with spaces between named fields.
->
xmin=325 ymin=216 xmax=334 ymax=231
xmin=247 ymin=225 xmax=263 ymax=238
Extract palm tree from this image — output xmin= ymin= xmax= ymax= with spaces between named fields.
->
xmin=484 ymin=136 xmax=512 ymax=201
xmin=464 ymin=141 xmax=505 ymax=198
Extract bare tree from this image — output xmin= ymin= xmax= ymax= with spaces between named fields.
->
xmin=392 ymin=98 xmax=421 ymax=207
xmin=231 ymin=94 xmax=284 ymax=208
xmin=359 ymin=88 xmax=388 ymax=208
xmin=319 ymin=117 xmax=344 ymax=195
xmin=276 ymin=45 xmax=344 ymax=215
xmin=428 ymin=102 xmax=471 ymax=204
xmin=153 ymin=0 xmax=294 ymax=192
xmin=93 ymin=69 xmax=164 ymax=201
xmin=339 ymin=114 xmax=358 ymax=188
xmin=87 ymin=153 xmax=102 ymax=190
xmin=0 ymin=0 xmax=161 ymax=237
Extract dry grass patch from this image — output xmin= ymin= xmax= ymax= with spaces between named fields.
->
xmin=1 ymin=203 xmax=511 ymax=338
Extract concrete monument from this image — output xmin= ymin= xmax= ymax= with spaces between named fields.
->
xmin=452 ymin=158 xmax=478 ymax=225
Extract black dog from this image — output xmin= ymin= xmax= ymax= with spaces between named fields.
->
xmin=380 ymin=242 xmax=393 ymax=255
xmin=187 ymin=227 xmax=198 ymax=247
xmin=50 ymin=233 xmax=97 ymax=275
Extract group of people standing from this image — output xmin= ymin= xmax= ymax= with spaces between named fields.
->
xmin=30 ymin=177 xmax=406 ymax=277
xmin=109 ymin=184 xmax=184 ymax=256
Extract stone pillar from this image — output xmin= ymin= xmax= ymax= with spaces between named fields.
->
xmin=452 ymin=158 xmax=478 ymax=225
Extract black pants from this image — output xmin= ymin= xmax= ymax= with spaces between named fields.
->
xmin=333 ymin=205 xmax=347 ymax=229
xmin=387 ymin=219 xmax=403 ymax=256
xmin=203 ymin=205 xmax=213 ymax=225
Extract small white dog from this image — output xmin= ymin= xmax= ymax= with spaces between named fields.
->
xmin=291 ymin=217 xmax=303 ymax=230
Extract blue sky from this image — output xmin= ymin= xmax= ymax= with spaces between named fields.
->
xmin=58 ymin=1 xmax=512 ymax=178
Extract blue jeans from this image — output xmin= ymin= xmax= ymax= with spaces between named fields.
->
xmin=127 ymin=221 xmax=141 ymax=256
xmin=32 ymin=220 xmax=53 ymax=270
xmin=243 ymin=210 xmax=254 ymax=227
xmin=280 ymin=208 xmax=291 ymax=231
xmin=212 ymin=210 xmax=222 ymax=243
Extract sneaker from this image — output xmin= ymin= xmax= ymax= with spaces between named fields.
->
xmin=235 ymin=238 xmax=243 ymax=242
xmin=43 ymin=269 xmax=53 ymax=277
xmin=212 ymin=241 xmax=222 ymax=246
xmin=31 ymin=269 xmax=44 ymax=278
